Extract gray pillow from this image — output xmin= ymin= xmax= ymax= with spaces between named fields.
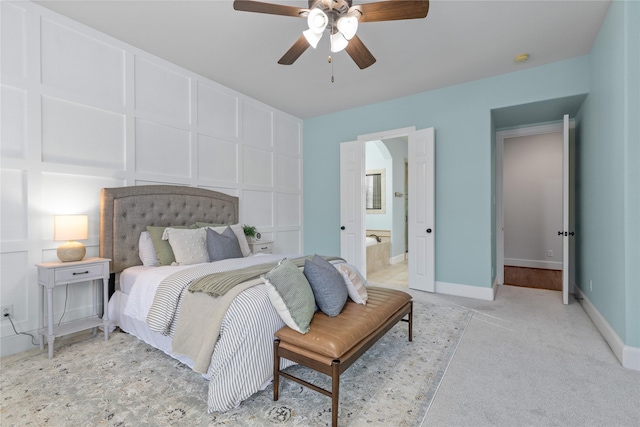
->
xmin=263 ymin=259 xmax=316 ymax=334
xmin=206 ymin=227 xmax=244 ymax=262
xmin=304 ymin=255 xmax=348 ymax=317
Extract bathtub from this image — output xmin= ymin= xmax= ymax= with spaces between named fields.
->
xmin=366 ymin=230 xmax=390 ymax=275
xmin=366 ymin=236 xmax=379 ymax=246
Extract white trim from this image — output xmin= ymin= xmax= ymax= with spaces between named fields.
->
xmin=575 ymin=287 xmax=640 ymax=371
xmin=0 ymin=332 xmax=40 ymax=357
xmin=357 ymin=126 xmax=416 ymax=143
xmin=504 ymin=258 xmax=563 ymax=270
xmin=436 ymin=280 xmax=496 ymax=301
xmin=496 ymin=122 xmax=564 ymax=286
xmin=390 ymin=253 xmax=405 ymax=265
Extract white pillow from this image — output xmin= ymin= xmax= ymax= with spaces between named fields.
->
xmin=162 ymin=227 xmax=209 ymax=265
xmin=208 ymin=224 xmax=251 ymax=257
xmin=336 ymin=263 xmax=369 ymax=304
xmin=138 ymin=231 xmax=158 ymax=267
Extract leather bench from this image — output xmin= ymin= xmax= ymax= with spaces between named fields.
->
xmin=273 ymin=286 xmax=413 ymax=427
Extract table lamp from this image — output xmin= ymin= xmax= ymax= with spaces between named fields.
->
xmin=54 ymin=215 xmax=88 ymax=262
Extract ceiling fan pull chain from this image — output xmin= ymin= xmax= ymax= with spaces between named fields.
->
xmin=329 ymin=55 xmax=335 ymax=83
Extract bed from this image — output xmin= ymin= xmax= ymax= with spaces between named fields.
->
xmin=100 ymin=185 xmax=298 ymax=412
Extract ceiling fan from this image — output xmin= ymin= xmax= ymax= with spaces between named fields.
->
xmin=233 ymin=0 xmax=430 ymax=69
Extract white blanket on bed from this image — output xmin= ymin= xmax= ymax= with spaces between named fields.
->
xmin=123 ymin=254 xmax=282 ymax=324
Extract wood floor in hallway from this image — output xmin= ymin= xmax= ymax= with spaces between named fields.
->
xmin=504 ymin=265 xmax=562 ymax=291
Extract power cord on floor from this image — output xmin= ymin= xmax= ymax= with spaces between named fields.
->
xmin=4 ymin=312 xmax=39 ymax=346
xmin=57 ymin=284 xmax=69 ymax=326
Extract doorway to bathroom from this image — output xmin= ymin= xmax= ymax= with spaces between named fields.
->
xmin=339 ymin=126 xmax=435 ymax=292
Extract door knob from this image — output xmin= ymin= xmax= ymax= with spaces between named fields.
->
xmin=426 ymin=228 xmax=432 ymax=233
xmin=340 ymin=226 xmax=346 ymax=230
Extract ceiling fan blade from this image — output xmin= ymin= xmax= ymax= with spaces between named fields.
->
xmin=345 ymin=35 xmax=376 ymax=69
xmin=278 ymin=35 xmax=311 ymax=65
xmin=352 ymin=0 xmax=429 ymax=23
xmin=233 ymin=0 xmax=307 ymax=18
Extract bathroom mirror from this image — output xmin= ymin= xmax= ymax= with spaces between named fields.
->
xmin=366 ymin=169 xmax=386 ymax=214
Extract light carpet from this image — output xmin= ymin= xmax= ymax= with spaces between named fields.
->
xmin=1 ymin=297 xmax=471 ymax=427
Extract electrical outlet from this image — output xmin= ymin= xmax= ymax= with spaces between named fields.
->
xmin=1 ymin=304 xmax=13 ymax=319
xmin=590 ymin=280 xmax=593 ymax=292
xmin=547 ymin=250 xmax=553 ymax=257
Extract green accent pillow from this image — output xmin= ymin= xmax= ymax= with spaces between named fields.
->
xmin=146 ymin=225 xmax=194 ymax=266
xmin=263 ymin=259 xmax=315 ymax=334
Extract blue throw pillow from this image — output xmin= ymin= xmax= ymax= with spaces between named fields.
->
xmin=303 ymin=255 xmax=348 ymax=317
xmin=206 ymin=226 xmax=244 ymax=262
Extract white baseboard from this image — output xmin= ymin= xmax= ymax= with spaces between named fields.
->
xmin=435 ymin=280 xmax=496 ymax=301
xmin=390 ymin=254 xmax=405 ymax=265
xmin=575 ymin=287 xmax=640 ymax=371
xmin=505 ymin=258 xmax=562 ymax=270
xmin=1 ymin=332 xmax=40 ymax=358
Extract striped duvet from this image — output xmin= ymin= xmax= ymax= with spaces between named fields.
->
xmin=119 ymin=255 xmax=295 ymax=413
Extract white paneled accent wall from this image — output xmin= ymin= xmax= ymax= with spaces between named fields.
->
xmin=0 ymin=1 xmax=303 ymax=357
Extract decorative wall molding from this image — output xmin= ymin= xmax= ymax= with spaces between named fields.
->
xmin=0 ymin=1 xmax=303 ymax=357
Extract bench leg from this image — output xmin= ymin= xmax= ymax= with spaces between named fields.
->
xmin=409 ymin=300 xmax=413 ymax=342
xmin=273 ymin=339 xmax=280 ymax=401
xmin=331 ymin=360 xmax=340 ymax=427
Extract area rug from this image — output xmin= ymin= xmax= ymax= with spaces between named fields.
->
xmin=0 ymin=296 xmax=471 ymax=427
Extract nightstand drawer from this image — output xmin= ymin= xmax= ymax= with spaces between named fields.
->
xmin=250 ymin=241 xmax=273 ymax=254
xmin=54 ymin=263 xmax=104 ymax=284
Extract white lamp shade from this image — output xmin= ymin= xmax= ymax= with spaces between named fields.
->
xmin=307 ymin=8 xmax=328 ymax=34
xmin=337 ymin=16 xmax=358 ymax=40
xmin=54 ymin=215 xmax=88 ymax=241
xmin=330 ymin=32 xmax=349 ymax=53
xmin=303 ymin=29 xmax=323 ymax=49
xmin=54 ymin=215 xmax=88 ymax=262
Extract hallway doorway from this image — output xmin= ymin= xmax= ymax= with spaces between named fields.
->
xmin=496 ymin=121 xmax=573 ymax=297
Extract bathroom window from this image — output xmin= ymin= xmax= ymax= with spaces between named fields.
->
xmin=366 ymin=169 xmax=386 ymax=214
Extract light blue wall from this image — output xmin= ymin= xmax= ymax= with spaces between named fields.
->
xmin=304 ymin=56 xmax=590 ymax=289
xmin=575 ymin=0 xmax=639 ymax=348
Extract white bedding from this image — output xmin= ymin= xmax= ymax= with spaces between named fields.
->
xmin=108 ymin=253 xmax=296 ymax=412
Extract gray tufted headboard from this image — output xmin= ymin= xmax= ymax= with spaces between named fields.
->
xmin=100 ymin=185 xmax=239 ymax=276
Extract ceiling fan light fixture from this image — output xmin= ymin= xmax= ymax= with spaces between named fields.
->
xmin=303 ymin=29 xmax=322 ymax=49
xmin=307 ymin=8 xmax=328 ymax=34
xmin=330 ymin=31 xmax=349 ymax=53
xmin=337 ymin=16 xmax=358 ymax=40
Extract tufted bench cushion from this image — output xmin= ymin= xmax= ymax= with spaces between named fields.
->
xmin=275 ymin=287 xmax=412 ymax=361
xmin=273 ymin=286 xmax=413 ymax=427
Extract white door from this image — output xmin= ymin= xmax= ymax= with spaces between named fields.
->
xmin=340 ymin=140 xmax=365 ymax=273
xmin=561 ymin=114 xmax=574 ymax=305
xmin=408 ymin=128 xmax=435 ymax=292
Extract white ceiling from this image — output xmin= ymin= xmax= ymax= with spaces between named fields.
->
xmin=35 ymin=0 xmax=611 ymax=119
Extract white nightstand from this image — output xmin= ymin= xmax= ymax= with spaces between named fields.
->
xmin=36 ymin=257 xmax=111 ymax=359
xmin=249 ymin=240 xmax=273 ymax=254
